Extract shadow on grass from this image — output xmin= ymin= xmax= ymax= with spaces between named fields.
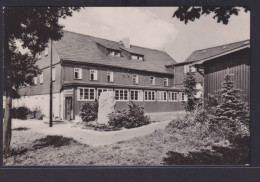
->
xmin=12 ymin=127 xmax=29 ymax=131
xmin=32 ymin=135 xmax=80 ymax=149
xmin=163 ymin=135 xmax=250 ymax=165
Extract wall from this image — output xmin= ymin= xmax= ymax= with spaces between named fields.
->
xmin=18 ymin=44 xmax=62 ymax=96
xmin=204 ymin=48 xmax=250 ymax=103
xmin=62 ymin=63 xmax=174 ymax=88
xmin=12 ymin=93 xmax=61 ymax=118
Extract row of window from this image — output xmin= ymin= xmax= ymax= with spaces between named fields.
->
xmin=107 ymin=49 xmax=144 ymax=61
xmin=33 ymin=67 xmax=55 ymax=85
xmin=74 ymin=68 xmax=169 ymax=86
xmin=77 ymin=87 xmax=187 ymax=102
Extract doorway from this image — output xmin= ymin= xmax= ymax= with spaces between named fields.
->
xmin=65 ymin=97 xmax=73 ymax=120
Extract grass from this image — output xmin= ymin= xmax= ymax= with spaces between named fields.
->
xmin=3 ymin=116 xmax=249 ymax=166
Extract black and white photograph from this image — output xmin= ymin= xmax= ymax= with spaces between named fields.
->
xmin=2 ymin=7 xmax=250 ymax=166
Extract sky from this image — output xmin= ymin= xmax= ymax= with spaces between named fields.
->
xmin=60 ymin=7 xmax=250 ymax=63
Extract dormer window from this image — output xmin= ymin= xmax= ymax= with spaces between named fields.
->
xmin=131 ymin=54 xmax=144 ymax=61
xmin=108 ymin=49 xmax=121 ymax=57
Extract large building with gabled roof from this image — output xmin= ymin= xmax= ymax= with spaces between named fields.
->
xmin=14 ymin=30 xmax=186 ymax=120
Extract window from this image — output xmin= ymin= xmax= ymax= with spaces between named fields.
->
xmin=78 ymin=88 xmax=95 ymax=101
xmin=180 ymin=92 xmax=187 ymax=101
xmin=115 ymin=89 xmax=128 ymax=101
xmin=168 ymin=92 xmax=178 ymax=101
xmin=97 ymin=88 xmax=113 ymax=99
xmin=52 ymin=67 xmax=55 ymax=81
xmin=33 ymin=77 xmax=37 ymax=85
xmin=132 ymin=74 xmax=138 ymax=84
xmin=144 ymin=90 xmax=156 ymax=101
xmin=150 ymin=76 xmax=155 ymax=85
xmin=184 ymin=65 xmax=196 ymax=73
xmin=107 ymin=71 xmax=114 ymax=82
xmin=90 ymin=69 xmax=98 ymax=81
xmin=108 ymin=50 xmax=121 ymax=57
xmin=74 ymin=68 xmax=82 ymax=79
xmin=130 ymin=90 xmax=143 ymax=101
xmin=38 ymin=53 xmax=42 ymax=59
xmin=44 ymin=47 xmax=48 ymax=56
xmin=157 ymin=91 xmax=167 ymax=101
xmin=40 ymin=73 xmax=43 ymax=84
xmin=131 ymin=54 xmax=144 ymax=61
xmin=163 ymin=78 xmax=169 ymax=86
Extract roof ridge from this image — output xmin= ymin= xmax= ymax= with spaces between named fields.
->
xmin=62 ymin=29 xmax=169 ymax=54
xmin=195 ymin=39 xmax=250 ymax=52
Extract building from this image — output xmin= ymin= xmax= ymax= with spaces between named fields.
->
xmin=165 ymin=57 xmax=204 ymax=98
xmin=192 ymin=40 xmax=250 ymax=103
xmin=13 ymin=31 xmax=186 ymax=120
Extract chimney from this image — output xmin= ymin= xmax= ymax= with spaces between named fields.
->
xmin=120 ymin=37 xmax=130 ymax=49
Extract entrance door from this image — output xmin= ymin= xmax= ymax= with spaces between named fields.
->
xmin=65 ymin=97 xmax=73 ymax=120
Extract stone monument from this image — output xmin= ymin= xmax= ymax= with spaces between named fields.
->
xmin=97 ymin=91 xmax=116 ymax=125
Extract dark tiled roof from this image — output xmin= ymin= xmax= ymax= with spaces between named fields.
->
xmin=185 ymin=39 xmax=250 ymax=63
xmin=53 ymin=30 xmax=176 ymax=74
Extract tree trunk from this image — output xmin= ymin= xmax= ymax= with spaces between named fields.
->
xmin=3 ymin=92 xmax=12 ymax=156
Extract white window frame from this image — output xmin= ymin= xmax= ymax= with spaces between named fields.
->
xmin=179 ymin=92 xmax=187 ymax=101
xmin=52 ymin=67 xmax=55 ymax=81
xmin=39 ymin=72 xmax=43 ymax=84
xmin=184 ymin=65 xmax=196 ymax=73
xmin=97 ymin=88 xmax=113 ymax=99
xmin=157 ymin=91 xmax=167 ymax=102
xmin=78 ymin=87 xmax=96 ymax=101
xmin=107 ymin=71 xmax=114 ymax=82
xmin=168 ymin=92 xmax=178 ymax=102
xmin=150 ymin=76 xmax=155 ymax=85
xmin=44 ymin=47 xmax=48 ymax=56
xmin=108 ymin=50 xmax=121 ymax=57
xmin=90 ymin=69 xmax=98 ymax=81
xmin=74 ymin=68 xmax=82 ymax=79
xmin=144 ymin=90 xmax=156 ymax=101
xmin=114 ymin=89 xmax=129 ymax=101
xmin=132 ymin=74 xmax=139 ymax=84
xmin=130 ymin=90 xmax=143 ymax=101
xmin=163 ymin=78 xmax=169 ymax=87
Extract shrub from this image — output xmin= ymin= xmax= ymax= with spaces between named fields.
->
xmin=80 ymin=99 xmax=99 ymax=122
xmin=28 ymin=107 xmax=44 ymax=120
xmin=12 ymin=106 xmax=44 ymax=120
xmin=12 ymin=106 xmax=31 ymax=120
xmin=108 ymin=102 xmax=151 ymax=129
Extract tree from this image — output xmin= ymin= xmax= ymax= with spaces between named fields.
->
xmin=173 ymin=7 xmax=250 ymax=25
xmin=3 ymin=7 xmax=81 ymax=155
xmin=211 ymin=73 xmax=250 ymax=138
xmin=183 ymin=66 xmax=199 ymax=112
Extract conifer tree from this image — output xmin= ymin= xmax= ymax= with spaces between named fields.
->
xmin=183 ymin=66 xmax=199 ymax=112
xmin=212 ymin=73 xmax=250 ymax=137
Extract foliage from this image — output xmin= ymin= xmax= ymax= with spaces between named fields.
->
xmin=26 ymin=107 xmax=45 ymax=120
xmin=173 ymin=7 xmax=250 ymax=25
xmin=80 ymin=99 xmax=99 ymax=122
xmin=12 ymin=107 xmax=44 ymax=120
xmin=163 ymin=135 xmax=249 ymax=165
xmin=108 ymin=102 xmax=151 ymax=129
xmin=3 ymin=7 xmax=82 ymax=155
xmin=11 ymin=107 xmax=31 ymax=120
xmin=210 ymin=73 xmax=250 ymax=139
xmin=183 ymin=67 xmax=200 ymax=112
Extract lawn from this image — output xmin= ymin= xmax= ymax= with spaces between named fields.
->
xmin=4 ymin=116 xmax=249 ymax=166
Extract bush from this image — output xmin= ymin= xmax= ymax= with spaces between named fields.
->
xmin=108 ymin=102 xmax=151 ymax=129
xmin=80 ymin=99 xmax=99 ymax=122
xmin=12 ymin=106 xmax=44 ymax=120
xmin=27 ymin=107 xmax=44 ymax=120
xmin=12 ymin=106 xmax=31 ymax=120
